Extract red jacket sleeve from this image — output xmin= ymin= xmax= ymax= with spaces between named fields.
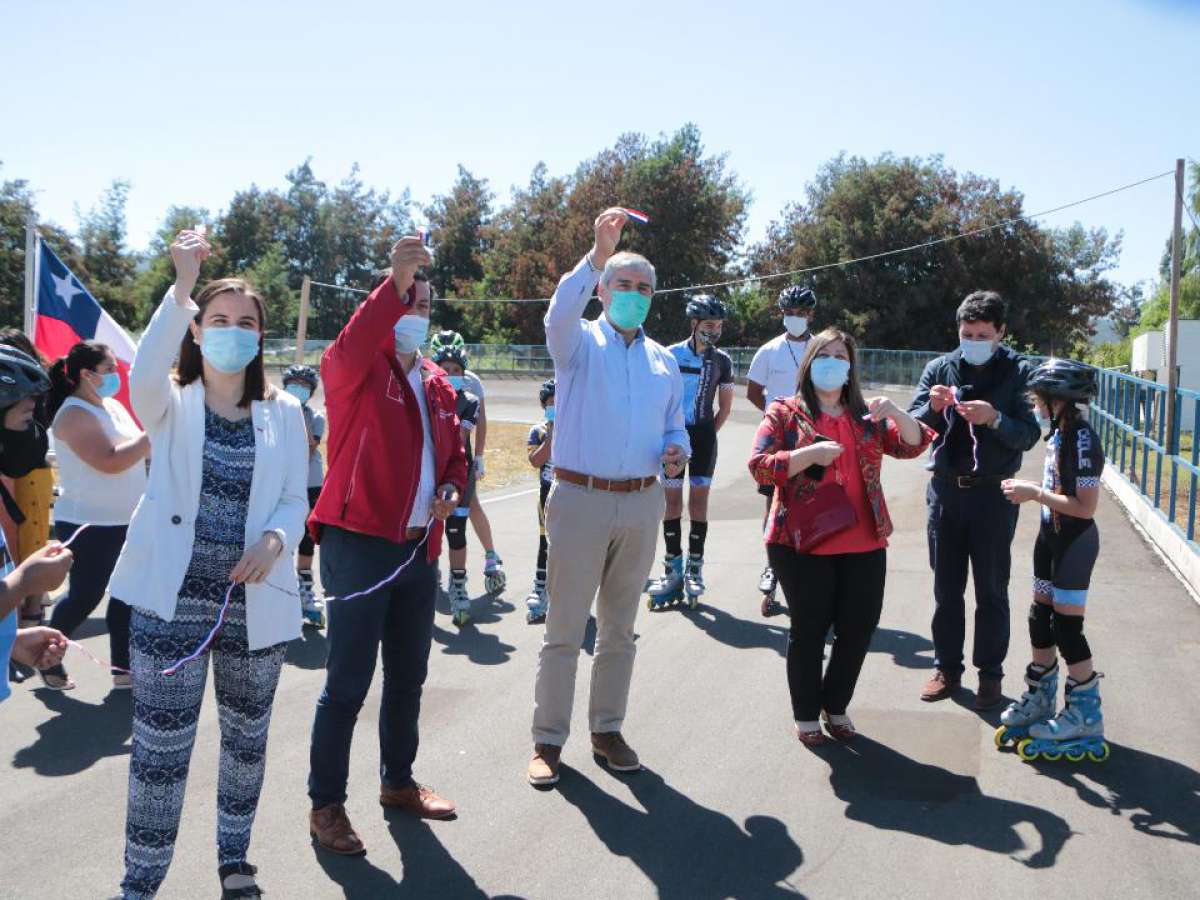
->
xmin=321 ymin=277 xmax=411 ymax=399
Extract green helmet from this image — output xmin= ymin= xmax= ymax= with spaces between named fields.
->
xmin=430 ymin=329 xmax=465 ymax=354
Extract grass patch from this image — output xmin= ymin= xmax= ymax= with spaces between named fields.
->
xmin=477 ymin=420 xmax=540 ymax=491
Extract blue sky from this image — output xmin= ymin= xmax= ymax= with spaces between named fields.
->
xmin=3 ymin=0 xmax=1197 ymax=290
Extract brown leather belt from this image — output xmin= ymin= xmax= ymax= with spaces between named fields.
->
xmin=555 ymin=468 xmax=658 ymax=493
xmin=405 ymin=526 xmax=428 ymax=540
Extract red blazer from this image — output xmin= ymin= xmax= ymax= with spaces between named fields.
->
xmin=309 ymin=276 xmax=468 ymax=559
xmin=748 ymin=398 xmax=935 ymax=550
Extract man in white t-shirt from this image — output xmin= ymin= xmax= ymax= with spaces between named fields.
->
xmin=745 ymin=284 xmax=818 ymax=616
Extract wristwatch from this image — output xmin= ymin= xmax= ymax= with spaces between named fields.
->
xmin=989 ymin=412 xmax=1003 ymax=430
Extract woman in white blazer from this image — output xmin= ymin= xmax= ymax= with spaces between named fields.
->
xmin=111 ymin=230 xmax=308 ymax=900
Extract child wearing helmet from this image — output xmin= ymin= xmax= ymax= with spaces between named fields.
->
xmin=430 ymin=330 xmax=506 ymax=597
xmin=432 ymin=343 xmax=482 ymax=626
xmin=999 ymin=359 xmax=1109 ymax=762
xmin=283 ymin=364 xmax=327 ymax=628
xmin=524 ymin=378 xmax=556 ymax=623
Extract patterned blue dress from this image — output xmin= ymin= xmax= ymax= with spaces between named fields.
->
xmin=123 ymin=407 xmax=287 ymax=899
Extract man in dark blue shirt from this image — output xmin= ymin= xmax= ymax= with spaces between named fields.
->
xmin=908 ymin=291 xmax=1040 ymax=709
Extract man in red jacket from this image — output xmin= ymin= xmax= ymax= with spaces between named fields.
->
xmin=307 ymin=236 xmax=468 ymax=857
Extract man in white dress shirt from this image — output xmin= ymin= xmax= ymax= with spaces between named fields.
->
xmin=528 ymin=209 xmax=690 ymax=786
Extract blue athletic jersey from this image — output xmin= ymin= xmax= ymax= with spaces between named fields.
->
xmin=668 ymin=339 xmax=734 ymax=426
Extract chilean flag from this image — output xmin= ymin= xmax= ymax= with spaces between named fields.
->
xmin=33 ymin=238 xmax=137 ymax=416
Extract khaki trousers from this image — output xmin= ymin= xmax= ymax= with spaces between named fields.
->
xmin=532 ymin=479 xmax=665 ymax=746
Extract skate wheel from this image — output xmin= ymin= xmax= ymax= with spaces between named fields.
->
xmin=686 ymin=596 xmax=699 ymax=610
xmin=1041 ymin=750 xmax=1062 ymax=761
xmin=1087 ymin=743 xmax=1110 ymax=763
xmin=1065 ymin=749 xmax=1086 ymax=762
xmin=993 ymin=726 xmax=1009 ymax=749
xmin=1016 ymin=739 xmax=1038 ymax=762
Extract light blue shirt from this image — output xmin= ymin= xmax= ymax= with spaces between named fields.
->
xmin=545 ymin=255 xmax=690 ymax=480
xmin=0 ymin=528 xmax=16 ymax=704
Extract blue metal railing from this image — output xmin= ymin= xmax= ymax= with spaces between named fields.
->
xmin=1089 ymin=368 xmax=1200 ymax=546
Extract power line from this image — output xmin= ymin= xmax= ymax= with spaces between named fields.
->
xmin=306 ymin=169 xmax=1175 ymax=305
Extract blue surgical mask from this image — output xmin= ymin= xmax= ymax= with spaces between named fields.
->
xmin=544 ymin=406 xmax=556 ymax=422
xmin=394 ymin=315 xmax=430 ymax=354
xmin=810 ymin=356 xmax=851 ymax=391
xmin=608 ymin=290 xmax=651 ymax=331
xmin=446 ymin=375 xmax=465 ymax=391
xmin=286 ymin=383 xmax=312 ymax=404
xmin=960 ymin=339 xmax=996 ymax=367
xmin=201 ymin=326 xmax=260 ymax=374
xmin=94 ymin=371 xmax=121 ymax=399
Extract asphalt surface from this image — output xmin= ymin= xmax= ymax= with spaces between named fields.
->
xmin=3 ymin=377 xmax=1199 ymax=899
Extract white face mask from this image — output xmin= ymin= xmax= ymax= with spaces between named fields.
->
xmin=960 ymin=338 xmax=996 ymax=366
xmin=394 ymin=315 xmax=430 ymax=354
xmin=783 ymin=316 xmax=808 ymax=338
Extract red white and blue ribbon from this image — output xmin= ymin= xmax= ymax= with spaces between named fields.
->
xmin=67 ymin=522 xmax=435 ymax=678
xmin=927 ymin=386 xmax=980 ymax=473
xmin=620 ymin=208 xmax=651 ymax=224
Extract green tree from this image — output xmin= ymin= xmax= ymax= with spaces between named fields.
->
xmin=240 ymin=242 xmax=297 ymax=338
xmin=77 ymin=180 xmax=139 ymax=327
xmin=749 ymin=153 xmax=1125 ymax=354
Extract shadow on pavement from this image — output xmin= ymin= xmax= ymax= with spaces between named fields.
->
xmin=864 ymin=627 xmax=936 ymax=670
xmin=820 ymin=735 xmax=1071 ymax=868
xmin=680 ymin=603 xmax=789 ymax=657
xmin=12 ymin=689 xmax=131 ymax=776
xmin=286 ymin=627 xmax=330 ymax=670
xmin=311 ymin=815 xmax=491 ymax=898
xmin=557 ymin=764 xmax=807 ymax=898
xmin=1026 ymin=741 xmax=1199 ymax=845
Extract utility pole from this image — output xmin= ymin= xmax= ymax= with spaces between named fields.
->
xmin=295 ymin=275 xmax=311 ymax=365
xmin=1164 ymin=159 xmax=1184 ymax=455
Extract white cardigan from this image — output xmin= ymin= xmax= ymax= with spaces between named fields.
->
xmin=108 ymin=289 xmax=308 ymax=650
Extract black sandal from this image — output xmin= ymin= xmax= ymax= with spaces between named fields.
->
xmin=218 ymin=862 xmax=263 ymax=898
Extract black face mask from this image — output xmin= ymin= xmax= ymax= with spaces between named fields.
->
xmin=0 ymin=415 xmax=49 ymax=478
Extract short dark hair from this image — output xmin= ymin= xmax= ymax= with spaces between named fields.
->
xmin=956 ymin=291 xmax=1006 ymax=328
xmin=175 ymin=277 xmax=270 ymax=409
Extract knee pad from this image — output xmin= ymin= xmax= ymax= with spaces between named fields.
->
xmin=1054 ymin=613 xmax=1091 ymax=664
xmin=1028 ymin=602 xmax=1054 ymax=650
xmin=446 ymin=516 xmax=467 ymax=550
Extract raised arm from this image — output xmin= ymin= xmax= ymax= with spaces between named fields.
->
xmin=130 ymin=230 xmax=208 ymax=427
xmin=322 ymin=237 xmax=432 ymax=398
xmin=545 ymin=209 xmax=628 ymax=369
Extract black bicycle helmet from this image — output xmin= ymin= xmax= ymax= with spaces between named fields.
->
xmin=777 ymin=285 xmax=817 ymax=311
xmin=1028 ymin=358 xmax=1097 ymax=402
xmin=539 ymin=378 xmax=556 ymax=405
xmin=685 ymin=294 xmax=728 ymax=321
xmin=0 ymin=346 xmax=50 ymax=408
xmin=433 ymin=345 xmax=470 ymax=372
xmin=282 ymin=364 xmax=318 ymax=390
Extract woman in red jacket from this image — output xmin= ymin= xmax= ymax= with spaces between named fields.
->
xmin=749 ymin=328 xmax=935 ymax=746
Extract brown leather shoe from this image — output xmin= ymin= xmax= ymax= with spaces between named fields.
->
xmin=591 ymin=731 xmax=641 ymax=772
xmin=920 ymin=670 xmax=961 ymax=702
xmin=310 ymin=803 xmax=366 ymax=856
xmin=974 ymin=678 xmax=1004 ymax=710
xmin=528 ymin=743 xmax=562 ymax=786
xmin=379 ymin=783 xmax=456 ymax=819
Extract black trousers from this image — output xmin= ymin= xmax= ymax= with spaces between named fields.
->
xmin=49 ymin=521 xmax=130 ymax=672
xmin=926 ymin=478 xmax=1020 ymax=680
xmin=769 ymin=544 xmax=887 ymax=722
xmin=308 ymin=525 xmax=437 ymax=805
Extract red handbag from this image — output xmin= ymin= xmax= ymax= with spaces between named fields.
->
xmin=783 ymin=452 xmax=858 ymax=553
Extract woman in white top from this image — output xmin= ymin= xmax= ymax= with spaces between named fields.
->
xmin=111 ymin=230 xmax=308 ymax=900
xmin=40 ymin=341 xmax=149 ymax=690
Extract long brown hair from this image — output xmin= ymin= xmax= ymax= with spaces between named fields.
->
xmin=175 ymin=278 xmax=271 ymax=408
xmin=796 ymin=327 xmax=872 ymax=430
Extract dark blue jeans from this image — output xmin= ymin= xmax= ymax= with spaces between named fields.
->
xmin=49 ymin=521 xmax=130 ymax=672
xmin=308 ymin=526 xmax=437 ymax=806
xmin=926 ymin=478 xmax=1020 ymax=680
